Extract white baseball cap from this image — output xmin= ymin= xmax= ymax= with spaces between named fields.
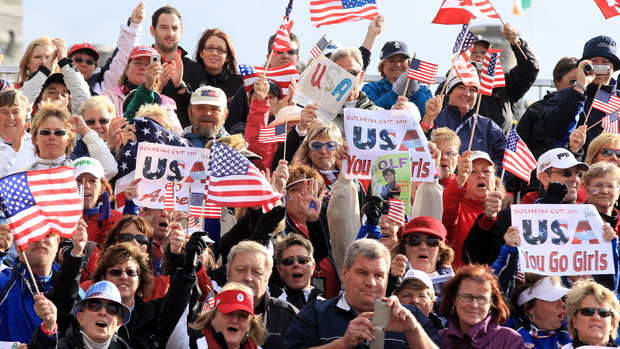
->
xmin=395 ymin=269 xmax=434 ymax=294
xmin=73 ymin=157 xmax=104 ymax=180
xmin=470 ymin=150 xmax=494 ymax=167
xmin=191 ymin=86 xmax=227 ymax=108
xmin=517 ymin=277 xmax=569 ymax=306
xmin=536 ymin=148 xmax=589 ymax=176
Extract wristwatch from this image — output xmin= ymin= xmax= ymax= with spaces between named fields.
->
xmin=175 ymin=81 xmax=187 ymax=92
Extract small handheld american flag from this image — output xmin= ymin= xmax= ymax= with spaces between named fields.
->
xmin=387 ymin=199 xmax=406 ymax=226
xmin=259 ymin=124 xmax=287 ymax=143
xmin=310 ymin=35 xmax=329 ymax=59
xmin=407 ymin=58 xmax=438 ymax=85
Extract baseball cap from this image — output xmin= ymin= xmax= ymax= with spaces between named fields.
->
xmin=73 ymin=157 xmax=105 ymax=180
xmin=400 ymin=269 xmax=433 ymax=290
xmin=72 ymin=281 xmax=131 ymax=324
xmin=323 ymin=41 xmax=344 ymax=57
xmin=215 ymin=289 xmax=254 ymax=316
xmin=579 ymin=35 xmax=620 ymax=71
xmin=402 ymin=216 xmax=447 ymax=241
xmin=267 ymin=105 xmax=302 ymax=128
xmin=517 ymin=277 xmax=569 ymax=306
xmin=474 ymin=35 xmax=491 ymax=49
xmin=129 ymin=45 xmax=158 ymax=60
xmin=42 ymin=73 xmax=66 ymax=91
xmin=191 ymin=86 xmax=227 ymax=108
xmin=536 ymin=148 xmax=589 ymax=176
xmin=122 ymin=89 xmax=163 ymax=113
xmin=380 ymin=41 xmax=410 ymax=61
xmin=68 ymin=43 xmax=100 ymax=61
xmin=470 ymin=150 xmax=494 ymax=167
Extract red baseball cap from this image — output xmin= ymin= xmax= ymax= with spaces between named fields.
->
xmin=129 ymin=45 xmax=158 ymax=60
xmin=215 ymin=289 xmax=254 ymax=316
xmin=68 ymin=43 xmax=100 ymax=61
xmin=401 ymin=216 xmax=447 ymax=241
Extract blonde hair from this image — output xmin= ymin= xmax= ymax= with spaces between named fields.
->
xmin=565 ymin=279 xmax=620 ymax=341
xmin=585 ymin=132 xmax=620 ymax=165
xmin=295 ymin=121 xmax=343 ymax=168
xmin=17 ymin=37 xmax=58 ymax=86
xmin=135 ymin=104 xmax=172 ymax=131
xmin=226 ymin=240 xmax=273 ymax=276
xmin=190 ymin=282 xmax=267 ymax=346
xmin=431 ymin=127 xmax=461 ymax=151
xmin=30 ymin=100 xmax=75 ymax=156
xmin=78 ymin=96 xmax=116 ymax=117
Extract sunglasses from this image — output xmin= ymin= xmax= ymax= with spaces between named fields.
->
xmin=85 ymin=118 xmax=110 ymax=126
xmin=275 ymin=49 xmax=298 ymax=56
xmin=601 ymin=148 xmax=620 ymax=158
xmin=309 ymin=140 xmax=339 ymax=152
xmin=107 ymin=268 xmax=140 ymax=277
xmin=116 ymin=233 xmax=150 ymax=245
xmin=73 ymin=57 xmax=96 ymax=66
xmin=38 ymin=129 xmax=67 ymax=137
xmin=547 ymin=169 xmax=584 ymax=179
xmin=280 ymin=256 xmax=312 ymax=266
xmin=577 ymin=307 xmax=612 ymax=317
xmin=85 ymin=299 xmax=122 ymax=316
xmin=405 ymin=235 xmax=441 ymax=247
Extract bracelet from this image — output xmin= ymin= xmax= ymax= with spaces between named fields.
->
xmin=41 ymin=322 xmax=57 ymax=336
xmin=420 ymin=120 xmax=433 ymax=130
xmin=175 ymin=81 xmax=187 ymax=92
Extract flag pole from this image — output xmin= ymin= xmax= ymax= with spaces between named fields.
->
xmin=467 ymin=95 xmax=484 ymax=151
xmin=403 ymin=53 xmax=416 ymax=97
xmin=186 ymin=186 xmax=191 ymax=236
xmin=283 ymin=117 xmax=289 ymax=161
xmin=584 ymin=83 xmax=602 ymax=125
xmin=440 ymin=21 xmax=472 ymax=98
xmin=16 ymin=245 xmax=40 ymax=295
xmin=200 ymin=194 xmax=206 ymax=232
xmin=487 ymin=0 xmax=527 ymax=60
xmin=264 ymin=50 xmax=275 ymax=78
xmin=170 ymin=180 xmax=176 ymax=223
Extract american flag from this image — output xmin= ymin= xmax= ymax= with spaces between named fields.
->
xmin=187 ymin=215 xmax=200 ymax=229
xmin=310 ymin=0 xmax=379 ymax=28
xmin=189 ymin=191 xmax=221 ymax=219
xmin=602 ymin=111 xmax=620 ymax=134
xmin=479 ymin=49 xmax=505 ymax=95
xmin=206 ymin=142 xmax=282 ymax=212
xmin=0 ymin=166 xmax=82 ymax=251
xmin=503 ymin=123 xmax=537 ymax=183
xmin=387 ymin=199 xmax=405 ymax=226
xmin=259 ymin=124 xmax=287 ymax=143
xmin=407 ymin=58 xmax=439 ymax=85
xmin=310 ymin=35 xmax=330 ymax=59
xmin=453 ymin=59 xmax=479 ymax=87
xmin=163 ymin=182 xmax=175 ymax=211
xmin=239 ymin=63 xmax=299 ymax=96
xmin=272 ymin=0 xmax=295 ymax=53
xmin=452 ymin=24 xmax=476 ymax=63
xmin=433 ymin=0 xmax=499 ymax=24
xmin=113 ymin=118 xmax=189 ymax=209
xmin=592 ymin=90 xmax=620 ymax=115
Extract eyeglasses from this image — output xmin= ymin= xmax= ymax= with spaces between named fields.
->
xmin=456 ymin=293 xmax=491 ymax=305
xmin=589 ymin=183 xmax=619 ymax=191
xmin=309 ymin=140 xmax=339 ymax=152
xmin=38 ymin=129 xmax=67 ymax=137
xmin=203 ymin=46 xmax=227 ymax=55
xmin=547 ymin=169 xmax=585 ymax=179
xmin=275 ymin=49 xmax=298 ymax=56
xmin=85 ymin=299 xmax=122 ymax=316
xmin=73 ymin=57 xmax=96 ymax=66
xmin=84 ymin=118 xmax=110 ymax=126
xmin=116 ymin=233 xmax=150 ymax=245
xmin=600 ymin=148 xmax=620 ymax=158
xmin=405 ymin=235 xmax=440 ymax=247
xmin=280 ymin=256 xmax=312 ymax=266
xmin=577 ymin=307 xmax=612 ymax=317
xmin=107 ymin=268 xmax=140 ymax=277
xmin=347 ymin=70 xmax=361 ymax=76
xmin=441 ymin=151 xmax=458 ymax=158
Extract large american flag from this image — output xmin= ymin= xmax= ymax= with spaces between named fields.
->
xmin=479 ymin=49 xmax=505 ymax=95
xmin=452 ymin=24 xmax=476 ymax=63
xmin=206 ymin=142 xmax=282 ymax=212
xmin=602 ymin=111 xmax=620 ymax=134
xmin=239 ymin=63 xmax=299 ymax=96
xmin=503 ymin=123 xmax=537 ymax=183
xmin=272 ymin=0 xmax=294 ymax=53
xmin=310 ymin=0 xmax=379 ymax=28
xmin=592 ymin=90 xmax=620 ymax=115
xmin=387 ymin=199 xmax=405 ymax=226
xmin=407 ymin=58 xmax=438 ymax=85
xmin=310 ymin=35 xmax=330 ymax=59
xmin=0 ymin=166 xmax=82 ymax=251
xmin=189 ymin=191 xmax=221 ymax=219
xmin=259 ymin=124 xmax=287 ymax=143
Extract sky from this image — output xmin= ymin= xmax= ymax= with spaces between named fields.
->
xmin=18 ymin=0 xmax=620 ymax=96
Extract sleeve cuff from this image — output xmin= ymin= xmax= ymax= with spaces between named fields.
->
xmin=295 ymin=124 xmax=307 ymax=137
xmin=477 ymin=215 xmax=497 ymax=230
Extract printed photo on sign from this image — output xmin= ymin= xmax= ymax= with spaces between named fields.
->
xmin=511 ymin=204 xmax=614 ymax=276
xmin=134 ymin=142 xmax=210 ymax=211
xmin=343 ymin=108 xmax=434 ymax=181
xmin=292 ymin=55 xmax=358 ymax=122
xmin=371 ymin=153 xmax=412 ymax=215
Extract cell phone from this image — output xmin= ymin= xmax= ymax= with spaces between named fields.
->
xmin=370 ymin=299 xmax=390 ymax=349
xmin=151 ymin=54 xmax=161 ymax=65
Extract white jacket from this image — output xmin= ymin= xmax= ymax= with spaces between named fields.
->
xmin=79 ymin=129 xmax=118 ymax=180
xmin=0 ymin=133 xmax=36 ymax=177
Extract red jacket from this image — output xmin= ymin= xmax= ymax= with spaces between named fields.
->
xmin=245 ymin=98 xmax=277 ymax=171
xmin=442 ymin=180 xmax=484 ymax=269
xmin=84 ymin=210 xmax=122 ymax=246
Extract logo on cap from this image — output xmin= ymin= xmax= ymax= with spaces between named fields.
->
xmin=556 ymin=152 xmax=570 ymax=160
xmin=201 ymin=90 xmax=219 ymax=97
xmin=597 ymin=42 xmax=615 ymax=50
xmin=393 ymin=41 xmax=401 ymax=49
xmin=237 ymin=293 xmax=244 ymax=302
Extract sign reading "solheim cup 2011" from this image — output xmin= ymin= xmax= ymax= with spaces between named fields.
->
xmin=511 ymin=204 xmax=614 ymax=276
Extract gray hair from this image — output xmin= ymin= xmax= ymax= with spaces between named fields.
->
xmin=226 ymin=240 xmax=273 ymax=276
xmin=330 ymin=47 xmax=363 ymax=69
xmin=343 ymin=239 xmax=391 ymax=270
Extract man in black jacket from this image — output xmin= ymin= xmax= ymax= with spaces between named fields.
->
xmin=150 ymin=6 xmax=207 ymax=128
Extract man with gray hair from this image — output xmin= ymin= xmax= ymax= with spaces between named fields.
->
xmin=284 ymin=238 xmax=440 ymax=348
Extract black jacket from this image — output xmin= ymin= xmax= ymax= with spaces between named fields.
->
xmin=116 ymin=296 xmax=164 ymax=348
xmin=28 ymin=324 xmax=130 ymax=349
xmin=256 ymin=292 xmax=299 ymax=349
xmin=202 ymin=66 xmax=244 ymax=100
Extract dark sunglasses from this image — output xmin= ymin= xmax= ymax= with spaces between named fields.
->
xmin=547 ymin=169 xmax=585 ymax=179
xmin=116 ymin=233 xmax=150 ymax=245
xmin=73 ymin=57 xmax=96 ymax=66
xmin=309 ymin=140 xmax=339 ymax=152
xmin=276 ymin=49 xmax=298 ymax=56
xmin=38 ymin=129 xmax=67 ymax=137
xmin=577 ymin=307 xmax=612 ymax=317
xmin=601 ymin=148 xmax=620 ymax=158
xmin=347 ymin=70 xmax=361 ymax=76
xmin=85 ymin=299 xmax=122 ymax=316
xmin=85 ymin=118 xmax=110 ymax=126
xmin=280 ymin=256 xmax=312 ymax=266
xmin=107 ymin=268 xmax=140 ymax=277
xmin=405 ymin=235 xmax=440 ymax=247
